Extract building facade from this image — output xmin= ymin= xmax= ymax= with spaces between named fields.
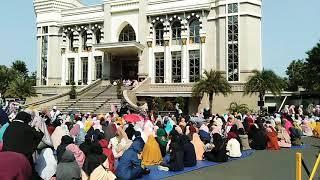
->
xmin=34 ymin=0 xmax=262 ymax=112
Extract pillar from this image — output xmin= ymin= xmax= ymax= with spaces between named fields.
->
xmin=61 ymin=52 xmax=66 ymax=85
xmin=200 ymin=34 xmax=206 ymax=75
xmin=102 ymin=52 xmax=111 ymax=80
xmin=88 ymin=52 xmax=93 ymax=84
xmin=164 ymin=39 xmax=171 ymax=83
xmin=181 ymin=37 xmax=188 ymax=83
xmin=147 ymin=40 xmax=154 ymax=83
xmin=74 ymin=55 xmax=80 ymax=85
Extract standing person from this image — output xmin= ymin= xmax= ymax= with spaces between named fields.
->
xmin=50 ymin=106 xmax=61 ymax=122
xmin=0 ymin=151 xmax=32 ymax=180
xmin=2 ymin=111 xmax=44 ymax=179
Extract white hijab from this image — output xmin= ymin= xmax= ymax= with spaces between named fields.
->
xmin=35 ymin=148 xmax=57 ymax=180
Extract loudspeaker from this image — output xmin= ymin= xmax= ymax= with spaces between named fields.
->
xmin=258 ymin=101 xmax=264 ymax=107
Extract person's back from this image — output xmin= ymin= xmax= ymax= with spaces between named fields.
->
xmin=56 ymin=150 xmax=81 ymax=180
xmin=181 ymin=135 xmax=196 ymax=167
xmin=251 ymin=130 xmax=267 ymax=150
xmin=3 ymin=116 xmax=43 ymax=157
xmin=0 ymin=151 xmax=32 ymax=180
xmin=226 ymin=138 xmax=242 ymax=158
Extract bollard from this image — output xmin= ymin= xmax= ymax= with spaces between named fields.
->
xmin=296 ymin=152 xmax=302 ymax=180
xmin=309 ymin=154 xmax=320 ymax=180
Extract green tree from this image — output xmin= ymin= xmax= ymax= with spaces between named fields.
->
xmin=244 ymin=69 xmax=286 ymax=112
xmin=192 ymin=70 xmax=232 ymax=114
xmin=30 ymin=71 xmax=37 ymax=86
xmin=6 ymin=75 xmax=37 ymax=99
xmin=12 ymin=60 xmax=28 ymax=77
xmin=303 ymin=42 xmax=320 ymax=91
xmin=285 ymin=60 xmax=306 ymax=91
xmin=0 ymin=65 xmax=17 ymax=96
xmin=227 ymin=102 xmax=249 ymax=114
xmin=174 ymin=96 xmax=185 ymax=111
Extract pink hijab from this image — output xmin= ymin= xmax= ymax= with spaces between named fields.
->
xmin=69 ymin=124 xmax=80 ymax=137
xmin=51 ymin=126 xmax=69 ymax=150
xmin=66 ymin=144 xmax=86 ymax=168
xmin=191 ymin=133 xmax=205 ymax=160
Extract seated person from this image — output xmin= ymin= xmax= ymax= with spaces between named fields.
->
xmin=181 ymin=135 xmax=197 ymax=167
xmin=116 ymin=137 xmax=150 ymax=180
xmin=141 ymin=135 xmax=163 ymax=166
xmin=226 ymin=138 xmax=242 ymax=158
xmin=204 ymin=133 xmax=228 ymax=162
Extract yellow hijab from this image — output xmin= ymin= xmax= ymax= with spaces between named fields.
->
xmin=141 ymin=135 xmax=163 ymax=166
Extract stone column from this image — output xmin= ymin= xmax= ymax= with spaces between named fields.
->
xmin=88 ymin=52 xmax=93 ymax=84
xmin=74 ymin=55 xmax=80 ymax=85
xmin=61 ymin=50 xmax=66 ymax=85
xmin=181 ymin=34 xmax=188 ymax=83
xmin=102 ymin=52 xmax=111 ymax=80
xmin=147 ymin=39 xmax=154 ymax=83
xmin=200 ymin=33 xmax=206 ymax=75
xmin=164 ymin=36 xmax=171 ymax=83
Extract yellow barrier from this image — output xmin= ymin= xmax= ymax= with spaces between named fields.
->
xmin=296 ymin=153 xmax=302 ymax=180
xmin=309 ymin=154 xmax=320 ymax=180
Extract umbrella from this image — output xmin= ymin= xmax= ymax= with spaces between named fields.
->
xmin=123 ymin=114 xmax=144 ymax=123
xmin=190 ymin=116 xmax=205 ymax=123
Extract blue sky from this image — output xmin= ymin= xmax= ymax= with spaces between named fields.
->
xmin=0 ymin=0 xmax=319 ymax=76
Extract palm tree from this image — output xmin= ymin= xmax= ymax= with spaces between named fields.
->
xmin=227 ymin=102 xmax=249 ymax=114
xmin=12 ymin=60 xmax=28 ymax=77
xmin=6 ymin=76 xmax=37 ymax=99
xmin=244 ymin=69 xmax=286 ymax=112
xmin=192 ymin=70 xmax=232 ymax=114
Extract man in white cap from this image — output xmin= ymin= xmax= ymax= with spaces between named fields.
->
xmin=50 ymin=106 xmax=61 ymax=122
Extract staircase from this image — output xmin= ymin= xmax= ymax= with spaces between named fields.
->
xmin=56 ymin=83 xmax=122 ymax=114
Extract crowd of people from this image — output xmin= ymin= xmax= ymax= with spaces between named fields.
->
xmin=0 ymin=103 xmax=319 ymax=180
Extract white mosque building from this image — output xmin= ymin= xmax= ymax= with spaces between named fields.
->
xmin=33 ymin=0 xmax=262 ymax=113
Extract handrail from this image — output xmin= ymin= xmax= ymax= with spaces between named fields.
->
xmin=25 ymin=79 xmax=102 ymax=107
xmin=296 ymin=152 xmax=320 ymax=180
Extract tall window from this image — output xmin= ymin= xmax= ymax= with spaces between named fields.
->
xmin=95 ymin=56 xmax=102 ymax=79
xmin=95 ymin=29 xmax=101 ymax=44
xmin=172 ymin=51 xmax=182 ymax=83
xmin=82 ymin=31 xmax=88 ymax=51
xmin=155 ymin=53 xmax=164 ymax=83
xmin=189 ymin=50 xmax=200 ymax=82
xmin=228 ymin=3 xmax=238 ymax=13
xmin=68 ymin=58 xmax=75 ymax=84
xmin=171 ymin=21 xmax=181 ymax=45
xmin=81 ymin=57 xmax=88 ymax=85
xmin=119 ymin=25 xmax=136 ymax=42
xmin=69 ymin=33 xmax=74 ymax=51
xmin=227 ymin=15 xmax=239 ymax=81
xmin=155 ymin=23 xmax=164 ymax=46
xmin=189 ymin=19 xmax=200 ymax=43
xmin=42 ymin=26 xmax=48 ymax=34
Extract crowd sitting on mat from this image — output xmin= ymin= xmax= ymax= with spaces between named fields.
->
xmin=0 ymin=103 xmax=319 ymax=180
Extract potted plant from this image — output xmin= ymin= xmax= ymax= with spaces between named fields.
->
xmin=69 ymin=82 xmax=77 ymax=99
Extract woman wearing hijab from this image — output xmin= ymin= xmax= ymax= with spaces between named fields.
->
xmin=56 ymin=150 xmax=81 ymax=180
xmin=141 ymin=135 xmax=163 ymax=166
xmin=97 ymin=133 xmax=115 ymax=173
xmin=289 ymin=127 xmax=302 ymax=146
xmin=277 ymin=125 xmax=292 ymax=148
xmin=204 ymin=133 xmax=228 ymax=162
xmin=181 ymin=134 xmax=197 ymax=167
xmin=81 ymin=158 xmax=116 ymax=180
xmin=156 ymin=128 xmax=168 ymax=157
xmin=2 ymin=111 xmax=44 ymax=178
xmin=125 ymin=123 xmax=136 ymax=140
xmin=226 ymin=138 xmax=242 ymax=158
xmin=56 ymin=135 xmax=74 ymax=163
xmin=102 ymin=122 xmax=117 ymax=141
xmin=0 ymin=151 xmax=32 ymax=180
xmin=35 ymin=148 xmax=57 ymax=180
xmin=82 ymin=143 xmax=108 ymax=178
xmin=191 ymin=133 xmax=205 ymax=160
xmin=248 ymin=124 xmax=267 ymax=150
xmin=159 ymin=130 xmax=184 ymax=171
xmin=109 ymin=127 xmax=132 ymax=159
xmin=116 ymin=137 xmax=149 ymax=180
xmin=66 ymin=144 xmax=86 ymax=168
xmin=31 ymin=116 xmax=53 ymax=149
xmin=266 ymin=126 xmax=280 ymax=150
xmin=51 ymin=126 xmax=69 ymax=150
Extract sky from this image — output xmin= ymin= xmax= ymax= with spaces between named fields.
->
xmin=0 ymin=0 xmax=319 ymax=77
